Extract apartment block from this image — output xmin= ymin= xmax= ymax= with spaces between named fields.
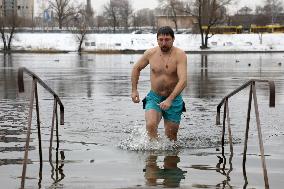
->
xmin=0 ymin=0 xmax=34 ymax=20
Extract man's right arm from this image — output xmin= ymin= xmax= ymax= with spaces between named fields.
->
xmin=131 ymin=50 xmax=151 ymax=103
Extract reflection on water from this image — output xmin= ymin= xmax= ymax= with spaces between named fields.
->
xmin=0 ymin=158 xmax=32 ymax=166
xmin=47 ymin=150 xmax=65 ymax=188
xmin=144 ymin=154 xmax=187 ymax=188
xmin=0 ymin=53 xmax=284 ymax=188
xmin=0 ymin=54 xmax=17 ymax=99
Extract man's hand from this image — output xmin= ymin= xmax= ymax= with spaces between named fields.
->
xmin=131 ymin=90 xmax=140 ymax=103
xmin=159 ymin=99 xmax=172 ymax=110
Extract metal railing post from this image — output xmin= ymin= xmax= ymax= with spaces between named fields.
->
xmin=21 ymin=78 xmax=35 ymax=189
xmin=252 ymin=82 xmax=269 ymax=188
xmin=34 ymin=81 xmax=43 ymax=187
xmin=243 ymin=83 xmax=253 ymax=188
xmin=225 ymin=100 xmax=233 ymax=155
xmin=49 ymin=98 xmax=57 ymax=182
xmin=225 ymin=99 xmax=234 ymax=182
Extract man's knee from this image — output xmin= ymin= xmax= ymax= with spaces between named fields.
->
xmin=165 ymin=120 xmax=179 ymax=130
xmin=146 ymin=121 xmax=158 ymax=132
xmin=164 ymin=121 xmax=179 ymax=139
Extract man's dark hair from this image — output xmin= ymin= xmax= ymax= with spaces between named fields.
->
xmin=157 ymin=26 xmax=174 ymax=39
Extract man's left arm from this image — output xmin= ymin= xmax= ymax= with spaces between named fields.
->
xmin=160 ymin=51 xmax=187 ymax=110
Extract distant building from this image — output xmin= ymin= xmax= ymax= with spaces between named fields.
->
xmin=229 ymin=13 xmax=284 ymax=30
xmin=0 ymin=0 xmax=34 ymax=20
xmin=85 ymin=0 xmax=94 ymax=26
xmin=17 ymin=0 xmax=34 ymax=20
xmin=86 ymin=0 xmax=92 ymax=15
xmin=0 ymin=0 xmax=16 ymax=16
xmin=156 ymin=15 xmax=197 ymax=31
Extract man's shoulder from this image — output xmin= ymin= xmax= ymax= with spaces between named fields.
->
xmin=173 ymin=47 xmax=187 ymax=63
xmin=174 ymin=46 xmax=186 ymax=55
xmin=144 ymin=47 xmax=159 ymax=58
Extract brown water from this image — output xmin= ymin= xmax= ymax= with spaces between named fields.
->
xmin=0 ymin=53 xmax=284 ymax=189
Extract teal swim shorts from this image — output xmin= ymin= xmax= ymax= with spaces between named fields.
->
xmin=142 ymin=90 xmax=186 ymax=124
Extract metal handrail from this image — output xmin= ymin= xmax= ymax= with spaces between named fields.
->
xmin=216 ymin=79 xmax=275 ymax=125
xmin=18 ymin=67 xmax=64 ymax=124
xmin=18 ymin=67 xmax=65 ymax=189
xmin=216 ymin=79 xmax=275 ymax=189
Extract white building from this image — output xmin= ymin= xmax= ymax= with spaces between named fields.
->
xmin=17 ymin=0 xmax=34 ymax=19
xmin=0 ymin=0 xmax=34 ymax=20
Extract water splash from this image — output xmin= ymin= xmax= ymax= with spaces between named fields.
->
xmin=119 ymin=124 xmax=179 ymax=151
xmin=118 ymin=119 xmax=241 ymax=151
xmin=118 ymin=122 xmax=226 ymax=151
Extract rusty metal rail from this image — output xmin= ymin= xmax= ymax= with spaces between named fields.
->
xmin=18 ymin=67 xmax=64 ymax=189
xmin=216 ymin=79 xmax=275 ymax=189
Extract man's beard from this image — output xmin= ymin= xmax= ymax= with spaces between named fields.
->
xmin=160 ymin=45 xmax=172 ymax=52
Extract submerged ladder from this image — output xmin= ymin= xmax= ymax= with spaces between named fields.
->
xmin=216 ymin=79 xmax=275 ymax=189
xmin=18 ymin=67 xmax=64 ymax=189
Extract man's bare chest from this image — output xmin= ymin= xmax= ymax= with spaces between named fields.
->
xmin=149 ymin=56 xmax=177 ymax=75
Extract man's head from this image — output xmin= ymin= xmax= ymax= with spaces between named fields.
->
xmin=157 ymin=26 xmax=175 ymax=53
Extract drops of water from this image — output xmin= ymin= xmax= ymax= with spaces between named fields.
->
xmin=119 ymin=123 xmax=179 ymax=151
xmin=118 ymin=121 xmax=228 ymax=151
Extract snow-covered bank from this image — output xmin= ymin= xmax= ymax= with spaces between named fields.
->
xmin=5 ymin=33 xmax=284 ymax=53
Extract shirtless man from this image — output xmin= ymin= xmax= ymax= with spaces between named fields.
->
xmin=131 ymin=26 xmax=187 ymax=141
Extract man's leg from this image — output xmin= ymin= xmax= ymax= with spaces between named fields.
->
xmin=145 ymin=109 xmax=162 ymax=140
xmin=164 ymin=120 xmax=179 ymax=141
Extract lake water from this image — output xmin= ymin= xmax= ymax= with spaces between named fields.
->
xmin=0 ymin=53 xmax=284 ymax=189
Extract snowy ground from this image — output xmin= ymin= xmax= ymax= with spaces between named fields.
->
xmin=6 ymin=33 xmax=284 ymax=52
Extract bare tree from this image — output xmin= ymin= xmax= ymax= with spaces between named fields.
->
xmin=258 ymin=32 xmax=263 ymax=45
xmin=0 ymin=12 xmax=21 ymax=52
xmin=95 ymin=15 xmax=108 ymax=30
xmin=237 ymin=6 xmax=253 ymax=15
xmin=103 ymin=0 xmax=133 ymax=32
xmin=184 ymin=0 xmax=233 ymax=49
xmin=148 ymin=9 xmax=157 ymax=31
xmin=49 ymin=0 xmax=76 ymax=29
xmin=262 ymin=0 xmax=283 ymax=24
xmin=71 ymin=7 xmax=89 ymax=53
xmin=254 ymin=7 xmax=270 ymax=26
xmin=159 ymin=0 xmax=185 ymax=31
xmin=133 ymin=8 xmax=156 ymax=30
xmin=103 ymin=0 xmax=120 ymax=32
xmin=132 ymin=13 xmax=141 ymax=30
xmin=255 ymin=5 xmax=264 ymax=15
xmin=118 ymin=0 xmax=133 ymax=32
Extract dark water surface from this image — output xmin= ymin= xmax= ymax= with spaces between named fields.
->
xmin=0 ymin=53 xmax=284 ymax=189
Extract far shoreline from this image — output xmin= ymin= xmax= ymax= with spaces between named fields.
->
xmin=1 ymin=49 xmax=284 ymax=54
xmin=3 ymin=33 xmax=284 ymax=53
